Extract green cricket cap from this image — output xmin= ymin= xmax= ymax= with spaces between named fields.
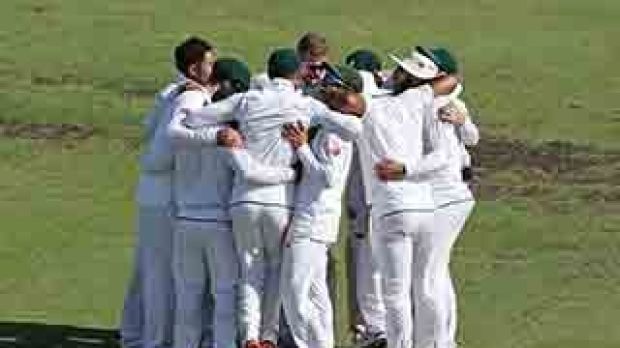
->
xmin=212 ymin=57 xmax=252 ymax=91
xmin=334 ymin=65 xmax=363 ymax=93
xmin=267 ymin=48 xmax=301 ymax=79
xmin=345 ymin=49 xmax=382 ymax=73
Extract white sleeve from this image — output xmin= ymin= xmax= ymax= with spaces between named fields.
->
xmin=404 ymin=148 xmax=449 ymax=181
xmin=140 ymin=110 xmax=174 ymax=173
xmin=142 ymin=90 xmax=172 ymax=142
xmin=184 ymin=93 xmax=243 ymax=128
xmin=452 ymin=99 xmax=479 ymax=146
xmin=307 ymin=98 xmax=362 ymax=141
xmin=355 ymin=136 xmax=374 ymax=204
xmin=297 ymin=133 xmax=348 ymax=188
xmin=401 ymin=85 xmax=434 ymax=109
xmin=166 ymin=91 xmax=221 ymax=147
xmin=403 ymin=94 xmax=449 ymax=180
xmin=140 ymin=123 xmax=174 ymax=173
xmin=250 ymin=72 xmax=270 ymax=90
xmin=223 ymin=148 xmax=296 ymax=184
xmin=143 ymin=107 xmax=160 ymax=140
xmin=458 ymin=117 xmax=480 ymax=146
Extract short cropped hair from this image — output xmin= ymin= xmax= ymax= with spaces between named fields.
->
xmin=296 ymin=32 xmax=329 ymax=60
xmin=174 ymin=36 xmax=214 ymax=76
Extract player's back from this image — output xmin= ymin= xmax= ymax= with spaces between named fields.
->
xmin=135 ymin=80 xmax=184 ymax=207
xmin=172 ymin=90 xmax=233 ymax=221
xmin=359 ymin=90 xmax=434 ymax=218
xmin=231 ymin=78 xmax=308 ymax=207
xmin=237 ymin=78 xmax=309 ymax=167
xmin=291 ymin=130 xmax=353 ymax=244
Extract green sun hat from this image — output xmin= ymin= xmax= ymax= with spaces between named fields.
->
xmin=415 ymin=46 xmax=459 ymax=75
xmin=267 ymin=48 xmax=301 ymax=79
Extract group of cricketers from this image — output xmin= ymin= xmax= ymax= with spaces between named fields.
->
xmin=120 ymin=31 xmax=479 ymax=348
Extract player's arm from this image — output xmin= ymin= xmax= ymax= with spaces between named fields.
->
xmin=307 ymin=96 xmax=363 ymax=142
xmin=401 ymin=101 xmax=452 ymax=180
xmin=376 ymin=149 xmax=448 ymax=182
xmin=375 ymin=98 xmax=448 ymax=181
xmin=166 ymin=91 xmax=222 ymax=147
xmin=450 ymin=99 xmax=479 ymax=146
xmin=222 ymin=148 xmax=297 ymax=185
xmin=140 ymin=90 xmax=186 ymax=173
xmin=284 ymin=123 xmax=345 ymax=187
xmin=458 ymin=118 xmax=479 ymax=146
xmin=140 ymin=124 xmax=175 ymax=173
xmin=142 ymin=100 xmax=163 ymax=141
xmin=142 ymin=84 xmax=180 ymax=143
xmin=183 ymin=93 xmax=243 ymax=128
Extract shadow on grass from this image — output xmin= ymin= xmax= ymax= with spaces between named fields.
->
xmin=0 ymin=322 xmax=356 ymax=348
xmin=0 ymin=322 xmax=119 ymax=347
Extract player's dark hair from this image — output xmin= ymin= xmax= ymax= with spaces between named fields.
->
xmin=174 ymin=36 xmax=214 ymax=76
xmin=392 ymin=66 xmax=430 ymax=95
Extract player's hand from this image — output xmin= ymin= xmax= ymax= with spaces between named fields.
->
xmin=282 ymin=121 xmax=308 ymax=149
xmin=375 ymin=158 xmax=406 ymax=181
xmin=438 ymin=105 xmax=466 ymax=125
xmin=217 ymin=127 xmax=243 ymax=148
xmin=432 ymin=75 xmax=459 ymax=96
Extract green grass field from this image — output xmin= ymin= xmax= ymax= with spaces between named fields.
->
xmin=1 ymin=0 xmax=619 ymax=347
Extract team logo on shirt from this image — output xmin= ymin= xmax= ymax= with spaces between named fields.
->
xmin=324 ymin=137 xmax=342 ymax=156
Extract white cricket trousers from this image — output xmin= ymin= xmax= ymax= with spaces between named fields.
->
xmin=173 ymin=219 xmax=238 ymax=348
xmin=121 ymin=206 xmax=175 ymax=348
xmin=432 ymin=200 xmax=475 ymax=348
xmin=349 ymin=208 xmax=386 ymax=336
xmin=230 ymin=204 xmax=291 ymax=344
xmin=281 ymin=238 xmax=333 ymax=348
xmin=371 ymin=211 xmax=435 ymax=348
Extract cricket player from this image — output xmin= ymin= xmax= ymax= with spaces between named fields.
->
xmin=345 ymin=49 xmax=385 ymax=96
xmin=183 ymin=48 xmax=364 ymax=348
xmin=279 ymin=120 xmax=353 ymax=348
xmin=358 ymin=46 xmax=459 ymax=348
xmin=416 ymin=47 xmax=479 ymax=348
xmin=343 ymin=50 xmax=388 ymax=347
xmin=278 ymin=32 xmax=347 ymax=348
xmin=167 ymin=55 xmax=306 ymax=348
xmin=297 ymin=32 xmax=330 ymax=89
xmin=120 ymin=37 xmax=216 ymax=348
xmin=250 ymin=31 xmax=329 ymax=92
xmin=278 ymin=69 xmax=367 ymax=348
xmin=120 ymin=75 xmax=182 ymax=348
xmin=163 ymin=43 xmax=228 ymax=347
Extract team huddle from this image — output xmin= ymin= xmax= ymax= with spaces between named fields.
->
xmin=120 ymin=32 xmax=479 ymax=348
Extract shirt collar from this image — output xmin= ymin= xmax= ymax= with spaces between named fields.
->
xmin=269 ymin=77 xmax=297 ymax=91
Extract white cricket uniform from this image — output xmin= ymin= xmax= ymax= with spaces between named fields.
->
xmin=250 ymin=72 xmax=270 ymax=90
xmin=185 ymin=78 xmax=362 ymax=344
xmin=165 ymin=88 xmax=242 ymax=348
xmin=121 ymin=77 xmax=183 ymax=348
xmin=281 ymin=130 xmax=353 ymax=348
xmin=426 ymin=97 xmax=478 ymax=348
xmin=347 ymin=72 xmax=387 ymax=339
xmin=168 ymin=116 xmax=297 ymax=348
xmin=360 ymin=84 xmax=453 ymax=348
